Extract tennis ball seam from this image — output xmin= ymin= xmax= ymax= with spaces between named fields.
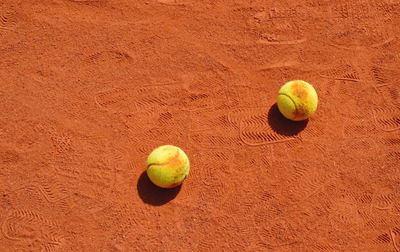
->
xmin=147 ymin=149 xmax=180 ymax=168
xmin=278 ymin=92 xmax=299 ymax=119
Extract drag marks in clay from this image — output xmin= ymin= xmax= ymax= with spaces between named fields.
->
xmin=3 ymin=1 xmax=400 ymax=251
xmin=320 ymin=64 xmax=360 ymax=82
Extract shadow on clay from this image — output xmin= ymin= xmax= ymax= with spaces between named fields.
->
xmin=267 ymin=103 xmax=308 ymax=137
xmin=137 ymin=171 xmax=181 ymax=206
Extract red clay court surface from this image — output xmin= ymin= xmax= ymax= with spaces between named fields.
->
xmin=1 ymin=0 xmax=400 ymax=251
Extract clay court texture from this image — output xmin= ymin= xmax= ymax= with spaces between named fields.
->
xmin=1 ymin=0 xmax=400 ymax=251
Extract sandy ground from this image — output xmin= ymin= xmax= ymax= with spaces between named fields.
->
xmin=1 ymin=0 xmax=400 ymax=251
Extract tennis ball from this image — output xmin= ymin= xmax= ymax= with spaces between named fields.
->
xmin=277 ymin=80 xmax=318 ymax=121
xmin=146 ymin=145 xmax=190 ymax=188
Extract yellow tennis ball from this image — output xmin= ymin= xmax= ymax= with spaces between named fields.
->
xmin=277 ymin=80 xmax=318 ymax=121
xmin=146 ymin=145 xmax=190 ymax=188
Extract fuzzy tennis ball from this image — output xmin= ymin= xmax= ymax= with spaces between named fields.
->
xmin=277 ymin=80 xmax=318 ymax=121
xmin=146 ymin=145 xmax=190 ymax=188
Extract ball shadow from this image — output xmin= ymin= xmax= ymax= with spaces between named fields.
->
xmin=137 ymin=171 xmax=181 ymax=206
xmin=267 ymin=103 xmax=308 ymax=136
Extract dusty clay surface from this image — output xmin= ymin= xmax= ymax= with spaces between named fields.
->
xmin=1 ymin=0 xmax=400 ymax=251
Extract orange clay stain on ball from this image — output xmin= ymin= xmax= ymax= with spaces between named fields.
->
xmin=277 ymin=80 xmax=318 ymax=121
xmin=146 ymin=145 xmax=190 ymax=189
